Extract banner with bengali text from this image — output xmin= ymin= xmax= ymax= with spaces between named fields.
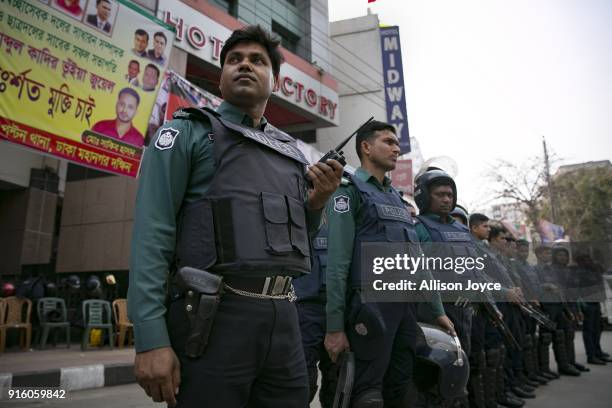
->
xmin=0 ymin=0 xmax=174 ymax=177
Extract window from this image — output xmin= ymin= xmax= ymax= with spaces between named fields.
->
xmin=272 ymin=20 xmax=300 ymax=54
xmin=210 ymin=0 xmax=238 ymax=17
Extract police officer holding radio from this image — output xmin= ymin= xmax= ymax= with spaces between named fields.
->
xmin=128 ymin=26 xmax=343 ymax=408
xmin=324 ymin=121 xmax=454 ymax=407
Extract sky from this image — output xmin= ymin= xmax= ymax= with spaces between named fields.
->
xmin=328 ymin=0 xmax=612 ymax=211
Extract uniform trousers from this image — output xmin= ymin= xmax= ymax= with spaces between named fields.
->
xmin=582 ymin=302 xmax=603 ymax=359
xmin=444 ymin=303 xmax=473 ymax=357
xmin=296 ymin=299 xmax=336 ymax=407
xmin=168 ymin=292 xmax=309 ymax=408
xmin=348 ymin=297 xmax=417 ymax=406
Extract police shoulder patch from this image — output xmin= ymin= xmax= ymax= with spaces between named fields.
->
xmin=334 ymin=195 xmax=350 ymax=213
xmin=155 ymin=127 xmax=179 ymax=150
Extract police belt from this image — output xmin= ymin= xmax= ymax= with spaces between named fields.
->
xmin=223 ymin=276 xmax=294 ymax=299
xmin=170 ymin=275 xmax=294 ymax=301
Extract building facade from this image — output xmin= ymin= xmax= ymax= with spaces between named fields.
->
xmin=0 ymin=0 xmax=338 ymax=292
xmin=316 ymin=13 xmax=422 ymax=192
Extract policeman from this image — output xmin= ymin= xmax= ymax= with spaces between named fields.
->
xmin=129 ymin=26 xmax=343 ymax=407
xmin=550 ymin=246 xmax=589 ymax=373
xmin=512 ymin=240 xmax=550 ymax=385
xmin=414 ymin=171 xmax=475 ymax=357
xmin=293 ymin=223 xmax=336 ymax=407
xmin=469 ymin=217 xmax=525 ymax=408
xmin=571 ymin=251 xmax=611 ymax=364
xmin=533 ymin=245 xmax=563 ymax=379
xmin=449 ymin=209 xmax=488 ymax=408
xmin=467 ymin=213 xmax=501 ymax=408
xmin=324 ymin=121 xmax=454 ymax=407
xmin=415 ymin=173 xmax=492 ymax=408
xmin=488 ymin=228 xmax=537 ymax=401
xmin=539 ymin=247 xmax=580 ymax=377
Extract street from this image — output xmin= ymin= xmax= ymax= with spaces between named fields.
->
xmin=2 ymin=331 xmax=611 ymax=408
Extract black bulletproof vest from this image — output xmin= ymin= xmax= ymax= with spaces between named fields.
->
xmin=475 ymin=241 xmax=516 ymax=289
xmin=417 ymin=215 xmax=479 ymax=296
xmin=293 ymin=224 xmax=328 ymax=301
xmin=175 ymin=108 xmax=311 ymax=277
xmin=512 ymin=260 xmax=541 ymax=300
xmin=349 ymin=175 xmax=419 ymax=288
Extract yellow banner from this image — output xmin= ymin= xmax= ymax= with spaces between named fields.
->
xmin=0 ymin=0 xmax=174 ymax=177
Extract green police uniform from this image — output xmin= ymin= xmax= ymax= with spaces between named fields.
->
xmin=325 ymin=167 xmax=445 ymax=404
xmin=128 ymin=101 xmax=321 ymax=353
xmin=325 ymin=168 xmax=445 ymax=332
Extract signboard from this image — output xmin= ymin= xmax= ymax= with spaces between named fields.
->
xmin=157 ymin=0 xmax=339 ymax=125
xmin=390 ymin=159 xmax=413 ymax=194
xmin=380 ymin=26 xmax=410 ymax=154
xmin=0 ymin=0 xmax=174 ymax=177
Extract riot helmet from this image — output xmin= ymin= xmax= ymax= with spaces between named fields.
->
xmin=2 ymin=282 xmax=16 ymax=297
xmin=65 ymin=275 xmax=81 ymax=290
xmin=86 ymin=275 xmax=101 ymax=291
xmin=414 ymin=323 xmax=469 ymax=399
xmin=414 ymin=170 xmax=457 ymax=213
xmin=450 ymin=205 xmax=469 ymax=226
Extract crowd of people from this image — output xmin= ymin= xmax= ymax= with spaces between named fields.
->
xmin=292 ymin=124 xmax=610 ymax=408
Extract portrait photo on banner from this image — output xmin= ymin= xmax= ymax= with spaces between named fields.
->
xmin=130 ymin=28 xmax=171 ymax=67
xmin=51 ymin=0 xmax=87 ymax=21
xmin=90 ymin=87 xmax=145 ymax=148
xmin=83 ymin=0 xmax=119 ymax=36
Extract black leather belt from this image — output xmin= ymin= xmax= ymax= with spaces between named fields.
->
xmin=224 ymin=276 xmax=293 ymax=296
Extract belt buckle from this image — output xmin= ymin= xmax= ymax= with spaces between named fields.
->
xmin=262 ymin=276 xmax=293 ymax=296
xmin=271 ymin=276 xmax=291 ymax=296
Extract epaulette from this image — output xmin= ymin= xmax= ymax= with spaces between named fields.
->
xmin=172 ymin=107 xmax=218 ymax=121
xmin=340 ymin=176 xmax=352 ymax=186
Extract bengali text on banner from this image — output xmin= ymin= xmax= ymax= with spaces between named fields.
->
xmin=0 ymin=0 xmax=174 ymax=177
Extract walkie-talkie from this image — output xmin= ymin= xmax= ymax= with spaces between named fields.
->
xmin=307 ymin=116 xmax=374 ymax=187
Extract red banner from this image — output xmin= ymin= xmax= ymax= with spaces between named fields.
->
xmin=0 ymin=116 xmax=139 ymax=177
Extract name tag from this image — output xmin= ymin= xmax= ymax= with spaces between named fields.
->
xmin=313 ymin=237 xmax=328 ymax=249
xmin=442 ymin=231 xmax=472 ymax=242
xmin=375 ymin=204 xmax=411 ymax=223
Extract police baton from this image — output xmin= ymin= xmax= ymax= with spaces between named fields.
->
xmin=333 ymin=351 xmax=355 ymax=408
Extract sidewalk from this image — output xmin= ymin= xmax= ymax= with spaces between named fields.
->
xmin=0 ymin=344 xmax=136 ymax=398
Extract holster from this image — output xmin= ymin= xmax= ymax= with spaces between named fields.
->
xmin=175 ymin=267 xmax=224 ymax=358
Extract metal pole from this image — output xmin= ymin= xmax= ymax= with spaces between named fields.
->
xmin=542 ymin=136 xmax=557 ymax=223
